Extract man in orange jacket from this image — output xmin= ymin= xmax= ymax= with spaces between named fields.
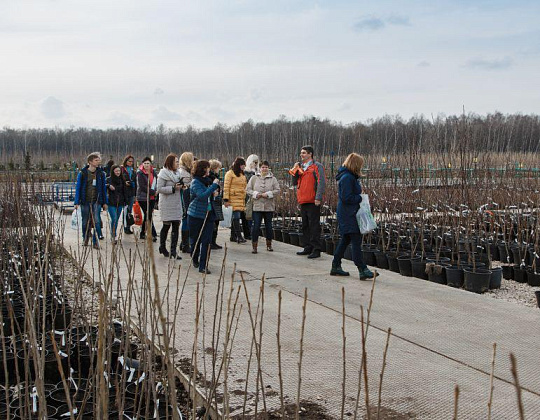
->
xmin=289 ymin=145 xmax=326 ymax=259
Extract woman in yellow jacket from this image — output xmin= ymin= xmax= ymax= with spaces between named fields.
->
xmin=223 ymin=156 xmax=247 ymax=243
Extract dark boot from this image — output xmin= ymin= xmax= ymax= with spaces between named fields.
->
xmin=359 ymin=267 xmax=375 ymax=280
xmin=252 ymin=242 xmax=258 ymax=254
xmin=266 ymin=239 xmax=273 ymax=252
xmin=232 ymin=219 xmax=246 ymax=243
xmin=180 ymin=230 xmax=190 ymax=253
xmin=330 ymin=262 xmax=350 ymax=276
xmin=307 ymin=249 xmax=321 ymax=259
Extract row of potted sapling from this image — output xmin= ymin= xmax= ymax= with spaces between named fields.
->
xmin=0 ymin=240 xmax=186 ymax=419
xmin=269 ymin=203 xmax=540 ymax=295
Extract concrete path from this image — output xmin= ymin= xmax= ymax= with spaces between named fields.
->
xmin=60 ymin=208 xmax=540 ymax=419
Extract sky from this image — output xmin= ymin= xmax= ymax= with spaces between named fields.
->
xmin=1 ymin=0 xmax=539 ymax=129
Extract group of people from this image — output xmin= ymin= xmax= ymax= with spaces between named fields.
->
xmin=73 ymin=145 xmax=374 ymax=280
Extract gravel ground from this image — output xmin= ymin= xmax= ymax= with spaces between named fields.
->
xmin=485 ymin=278 xmax=540 ymax=308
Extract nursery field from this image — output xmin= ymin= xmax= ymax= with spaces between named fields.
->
xmin=1 ymin=161 xmax=540 ymax=419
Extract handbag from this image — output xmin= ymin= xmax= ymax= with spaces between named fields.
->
xmin=126 ymin=208 xmax=135 ymax=227
xmin=245 ymin=197 xmax=254 ymax=221
xmin=212 ymin=196 xmax=225 ymax=221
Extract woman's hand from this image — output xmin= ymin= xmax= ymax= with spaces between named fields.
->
xmin=261 ymin=192 xmax=268 ymax=198
xmin=213 ymin=178 xmax=220 ymax=184
xmin=109 ymin=185 xmax=115 ymax=191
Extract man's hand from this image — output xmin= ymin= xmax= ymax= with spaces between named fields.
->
xmin=315 ymin=200 xmax=321 ymax=206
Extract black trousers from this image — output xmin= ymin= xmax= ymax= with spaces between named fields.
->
xmin=160 ymin=221 xmax=180 ymax=254
xmin=139 ymin=200 xmax=157 ymax=238
xmin=300 ymin=203 xmax=322 ymax=252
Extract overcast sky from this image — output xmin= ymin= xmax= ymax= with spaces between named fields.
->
xmin=1 ymin=0 xmax=539 ymax=129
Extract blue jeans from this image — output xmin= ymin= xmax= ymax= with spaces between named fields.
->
xmin=188 ymin=214 xmax=215 ymax=271
xmin=251 ymin=211 xmax=273 ymax=243
xmin=80 ymin=202 xmax=102 ymax=245
xmin=333 ymin=233 xmax=367 ymax=270
xmin=108 ymin=205 xmax=123 ymax=238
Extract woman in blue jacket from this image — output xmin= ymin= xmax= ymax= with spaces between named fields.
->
xmin=331 ymin=153 xmax=374 ymax=280
xmin=187 ymin=159 xmax=220 ymax=274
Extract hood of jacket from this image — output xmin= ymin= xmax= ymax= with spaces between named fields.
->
xmin=336 ymin=166 xmax=357 ymax=182
xmin=255 ymin=170 xmax=274 ymax=179
xmin=158 ymin=168 xmax=180 ymax=183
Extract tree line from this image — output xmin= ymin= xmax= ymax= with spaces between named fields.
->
xmin=1 ymin=112 xmax=539 ymax=169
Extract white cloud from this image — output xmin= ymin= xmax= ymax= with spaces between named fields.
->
xmin=152 ymin=106 xmax=181 ymax=122
xmin=41 ymin=97 xmax=66 ymax=119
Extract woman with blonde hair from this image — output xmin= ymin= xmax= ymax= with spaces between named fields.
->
xmin=178 ymin=152 xmax=194 ymax=253
xmin=330 ymin=153 xmax=374 ymax=280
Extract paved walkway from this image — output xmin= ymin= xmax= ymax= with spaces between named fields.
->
xmin=60 ymin=209 xmax=540 ymax=419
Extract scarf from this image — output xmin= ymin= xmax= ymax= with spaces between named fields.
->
xmin=194 ymin=175 xmax=212 ymax=186
xmin=158 ymin=168 xmax=181 ymax=184
xmin=139 ymin=164 xmax=156 ymax=198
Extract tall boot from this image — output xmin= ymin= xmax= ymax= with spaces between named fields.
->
xmin=232 ymin=219 xmax=246 ymax=243
xmin=266 ymin=239 xmax=273 ymax=252
xmin=180 ymin=230 xmax=190 ymax=253
xmin=159 ymin=224 xmax=170 ymax=257
xmin=252 ymin=242 xmax=258 ymax=254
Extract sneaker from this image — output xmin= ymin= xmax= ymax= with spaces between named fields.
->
xmin=307 ymin=250 xmax=321 ymax=259
xmin=99 ymin=236 xmax=105 ymax=240
xmin=359 ymin=267 xmax=375 ymax=280
xmin=124 ymin=229 xmax=133 ymax=235
xmin=296 ymin=249 xmax=312 ymax=256
xmin=170 ymin=254 xmax=182 ymax=260
xmin=199 ymin=268 xmax=211 ymax=274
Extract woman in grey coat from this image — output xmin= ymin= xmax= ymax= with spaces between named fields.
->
xmin=246 ymin=160 xmax=280 ymax=253
xmin=157 ymin=153 xmax=184 ymax=259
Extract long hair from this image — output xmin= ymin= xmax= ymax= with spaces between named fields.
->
xmin=231 ymin=157 xmax=246 ymax=176
xmin=343 ymin=153 xmax=365 ymax=177
xmin=122 ymin=154 xmax=134 ymax=167
xmin=163 ymin=153 xmax=178 ymax=170
xmin=192 ymin=159 xmax=210 ymax=178
xmin=179 ymin=152 xmax=194 ymax=170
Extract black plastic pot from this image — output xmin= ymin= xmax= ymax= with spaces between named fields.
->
xmin=464 ymin=268 xmax=492 ymax=293
xmin=374 ymin=251 xmax=389 ymax=270
xmin=13 ymin=405 xmax=57 ymax=419
xmin=273 ymin=228 xmax=283 ymax=242
xmin=498 ymin=244 xmax=510 ymax=263
xmin=511 ymin=247 xmax=524 ymax=266
xmin=387 ymin=254 xmax=401 ymax=273
xmin=502 ymin=265 xmax=513 ymax=280
xmin=489 ymin=267 xmax=503 ymax=289
xmin=513 ymin=266 xmax=527 ymax=283
xmin=325 ymin=238 xmax=336 ymax=255
xmin=282 ymin=230 xmax=291 ymax=244
xmin=319 ymin=237 xmax=327 ymax=253
xmin=289 ymin=232 xmax=300 ymax=247
xmin=527 ymin=270 xmax=540 ymax=287
xmin=535 ymin=291 xmax=540 ymax=308
xmin=362 ymin=247 xmax=377 ymax=266
xmin=427 ymin=264 xmax=448 ymax=285
xmin=445 ymin=266 xmax=464 ymax=288
xmin=397 ymin=256 xmax=420 ymax=277
xmin=411 ymin=259 xmax=429 ymax=280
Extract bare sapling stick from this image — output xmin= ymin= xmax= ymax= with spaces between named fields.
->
xmin=222 ymin=259 xmax=236 ymax=418
xmin=192 ymin=282 xmax=200 ymax=420
xmin=487 ymin=343 xmax=497 ymax=420
xmin=376 ymin=327 xmax=391 ymax=420
xmin=296 ymin=288 xmax=308 ymax=420
xmin=341 ymin=286 xmax=347 ymax=420
xmin=277 ymin=290 xmax=285 ymax=419
xmin=453 ymin=385 xmax=460 ymax=420
xmin=510 ymin=353 xmax=525 ymax=420
xmin=360 ymin=306 xmax=371 ymax=420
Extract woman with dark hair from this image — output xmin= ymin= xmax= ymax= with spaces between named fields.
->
xmin=331 ymin=153 xmax=374 ymax=280
xmin=106 ymin=165 xmax=127 ymax=243
xmin=121 ymin=154 xmax=137 ymax=234
xmin=157 ymin=153 xmax=183 ymax=259
xmin=223 ymin=157 xmax=247 ymax=243
xmin=187 ymin=160 xmax=220 ymax=274
xmin=136 ymin=156 xmax=158 ymax=241
xmin=209 ymin=159 xmax=223 ymax=250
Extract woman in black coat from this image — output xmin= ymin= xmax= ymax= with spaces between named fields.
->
xmin=106 ymin=165 xmax=128 ymax=242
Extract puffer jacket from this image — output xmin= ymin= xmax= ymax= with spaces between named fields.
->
xmin=187 ymin=176 xmax=219 ymax=219
xmin=157 ymin=168 xmax=183 ymax=222
xmin=336 ymin=166 xmax=362 ymax=235
xmin=223 ymin=169 xmax=247 ymax=211
xmin=289 ymin=161 xmax=325 ymax=204
xmin=246 ymin=171 xmax=280 ymax=212
xmin=136 ymin=166 xmax=158 ymax=202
